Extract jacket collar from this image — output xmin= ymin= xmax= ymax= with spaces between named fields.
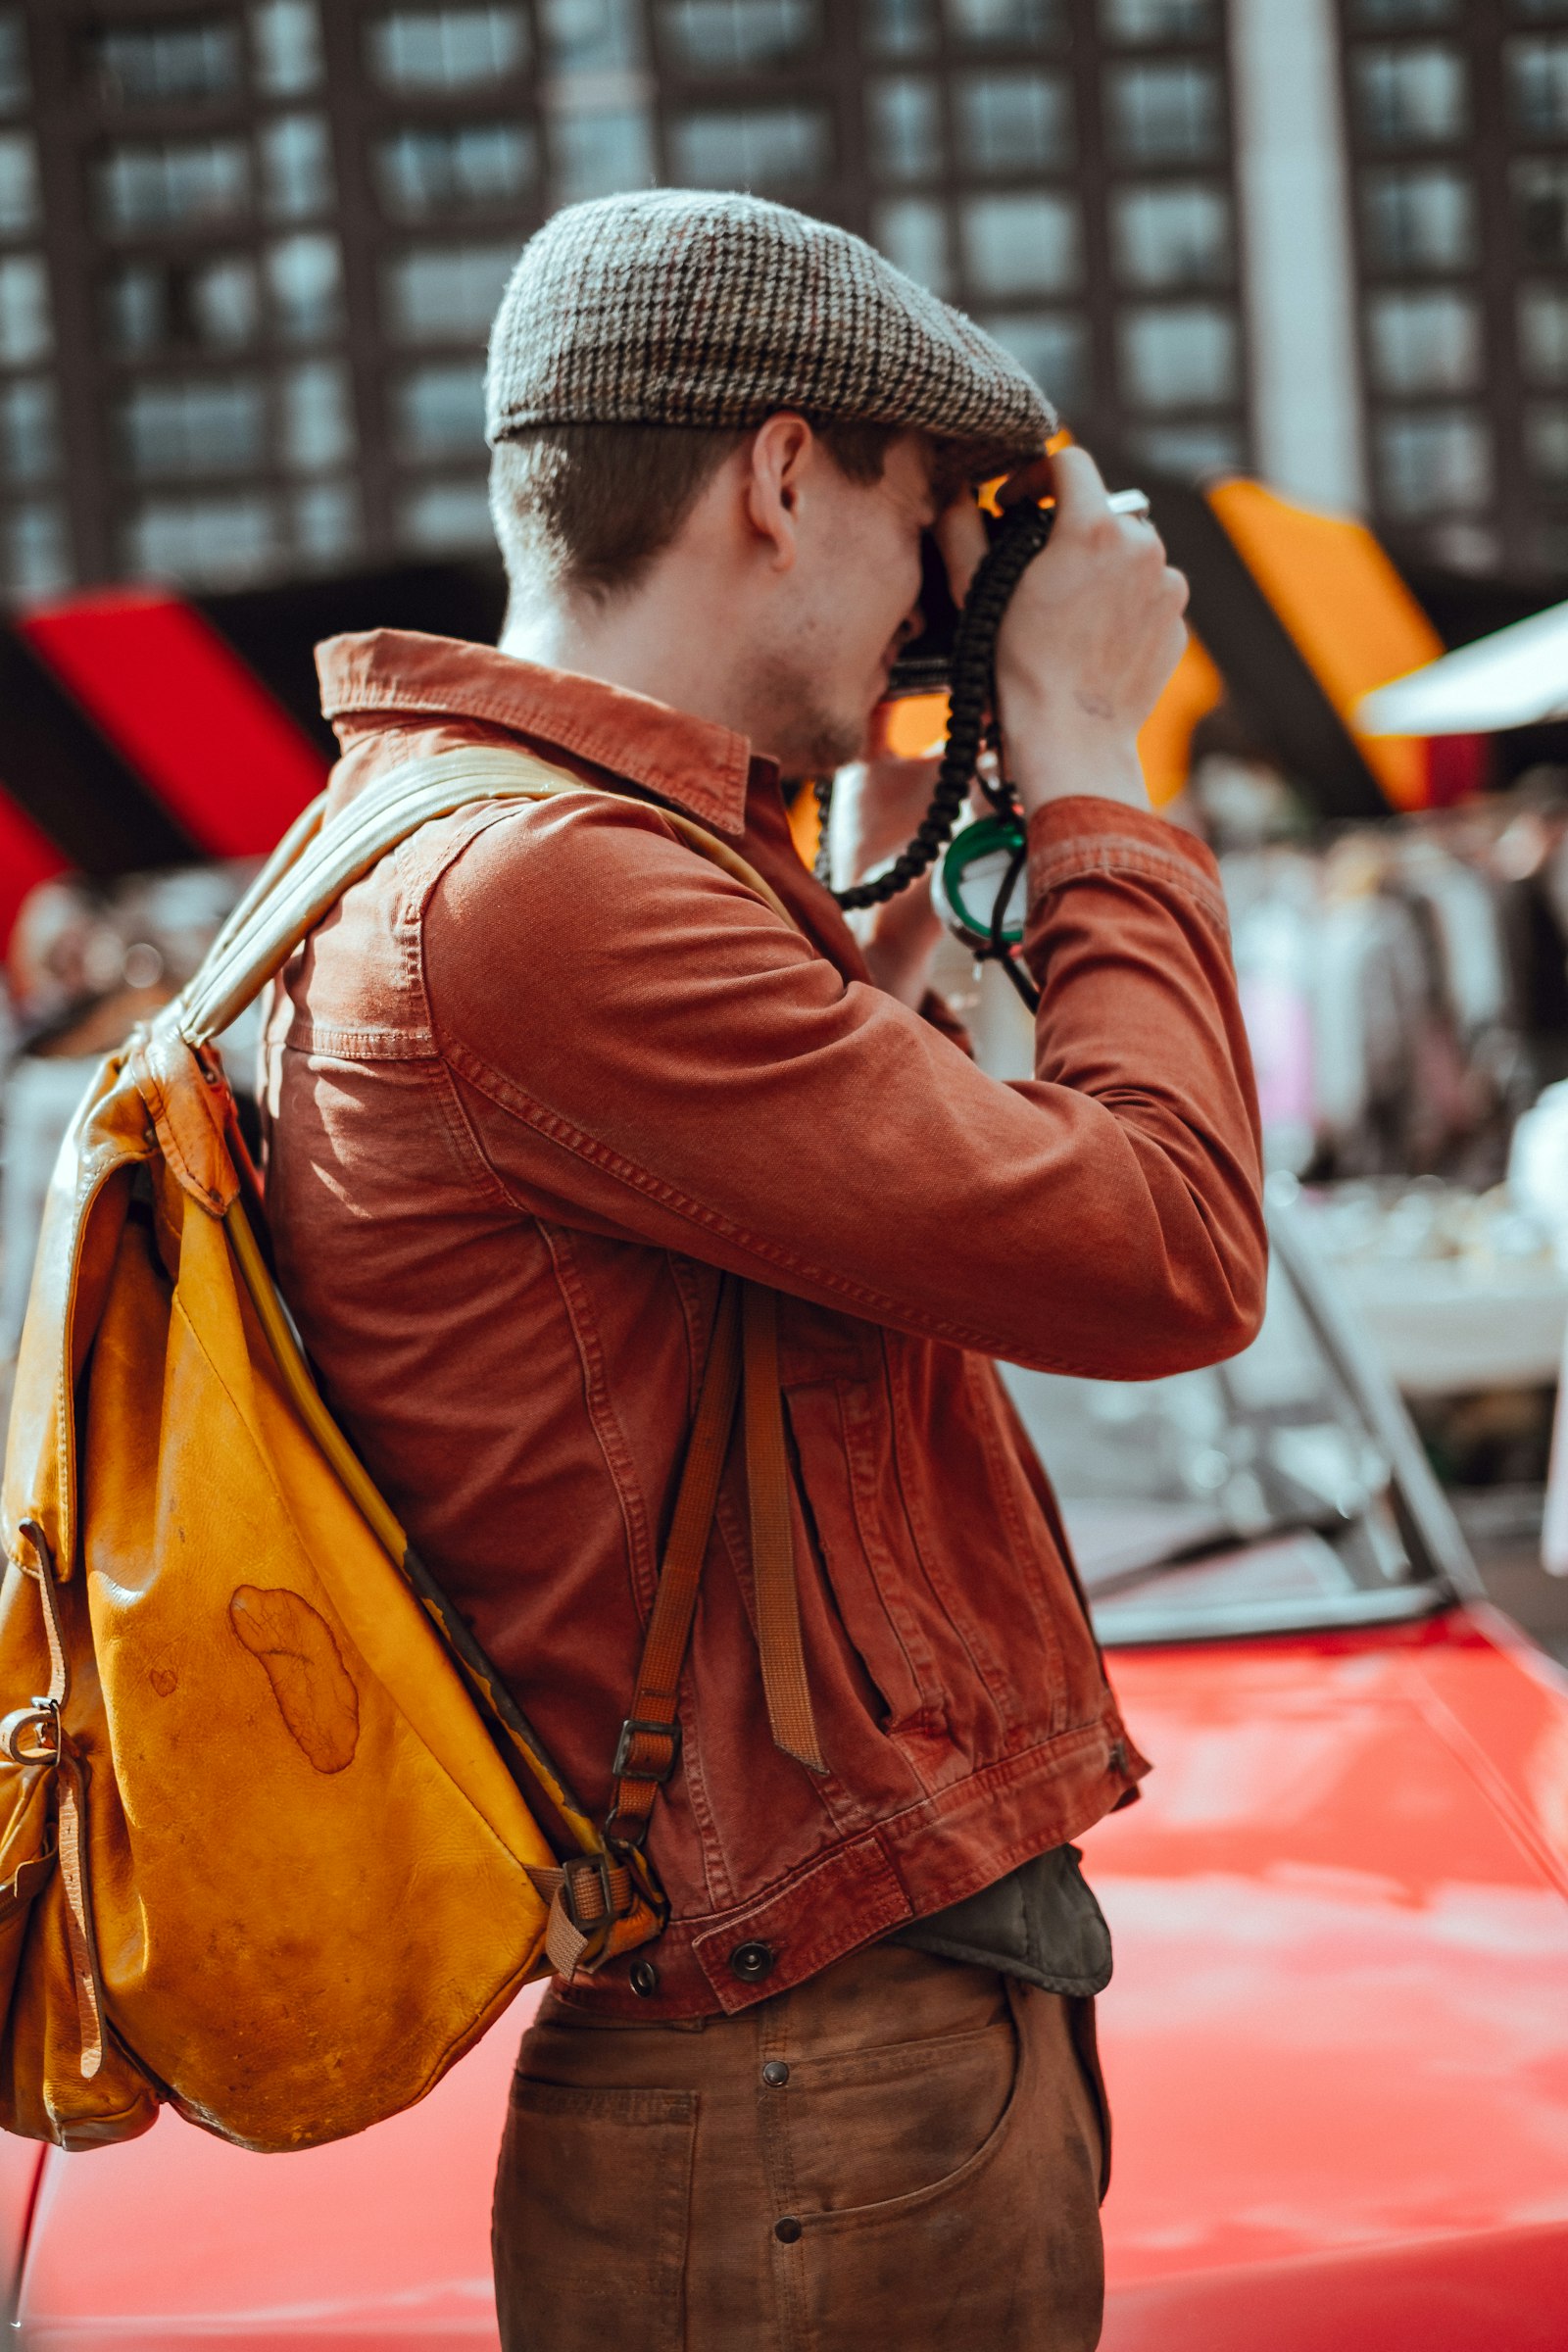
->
xmin=315 ymin=629 xmax=759 ymax=840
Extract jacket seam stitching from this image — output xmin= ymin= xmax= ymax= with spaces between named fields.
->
xmin=320 ymin=696 xmax=748 ymax=830
xmin=439 ymin=1036 xmax=1070 ymax=1359
xmin=1030 ymin=842 xmax=1229 ymax=935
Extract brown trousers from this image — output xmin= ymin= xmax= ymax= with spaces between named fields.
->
xmin=492 ymin=1942 xmax=1107 ymax=2352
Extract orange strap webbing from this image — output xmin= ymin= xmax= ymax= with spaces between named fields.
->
xmin=605 ymin=1279 xmax=824 ymax=1841
xmin=527 ymin=1276 xmax=825 ymax=1974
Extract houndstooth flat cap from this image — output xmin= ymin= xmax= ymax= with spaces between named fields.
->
xmin=485 ymin=189 xmax=1054 ymax=467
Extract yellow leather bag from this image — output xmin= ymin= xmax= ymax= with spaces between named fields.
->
xmin=0 ymin=746 xmax=799 ymax=2154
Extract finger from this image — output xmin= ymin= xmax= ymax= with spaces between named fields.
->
xmin=1047 ymin=442 xmax=1112 ymax=528
xmin=935 ymin=494 xmax=987 ymax=607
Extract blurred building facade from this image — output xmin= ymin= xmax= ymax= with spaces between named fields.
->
xmin=0 ymin=0 xmax=1559 ymax=609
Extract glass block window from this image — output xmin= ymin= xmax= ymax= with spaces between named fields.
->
xmin=865 ymin=0 xmax=936 ymax=51
xmin=874 ymin=196 xmax=952 ymax=293
xmin=1366 ymin=287 xmax=1481 ymax=393
xmin=1100 ymin=0 xmax=1216 ymax=39
xmin=1520 ymin=284 xmax=1568 ymax=384
xmin=956 ymin=74 xmax=1073 ymax=174
xmin=393 ymin=358 xmax=487 ymax=455
xmin=384 ymin=240 xmax=516 ymax=342
xmin=960 ymin=192 xmax=1080 ymax=295
xmin=1129 ymin=418 xmax=1243 ymax=473
xmin=124 ymin=491 xmax=277 ymax=584
xmin=251 ymin=1 xmax=323 ymax=93
xmin=0 ymin=254 xmax=51 ymax=367
xmin=0 ymin=377 xmax=57 ymax=482
xmin=540 ymin=0 xmax=644 ymax=70
xmin=1351 ymin=45 xmax=1468 ymax=146
xmin=1374 ymin=408 xmax=1491 ymax=514
xmin=1511 ymin=36 xmax=1568 ymax=137
xmin=1360 ymin=166 xmax=1475 ymax=272
xmin=1105 ymin=62 xmax=1223 ymax=163
xmin=0 ymin=12 xmax=26 ymax=116
xmin=259 ymin=115 xmax=334 ymax=220
xmin=267 ymin=232 xmax=344 ymax=339
xmin=377 ymin=123 xmax=535 ymax=218
xmin=280 ymin=360 xmax=355 ymax=469
xmin=659 ymin=1 xmax=817 ymax=71
xmin=1350 ymin=0 xmax=1456 ymax=21
xmin=868 ymin=76 xmax=942 ymax=182
xmin=291 ymin=478 xmax=361 ymax=562
xmin=368 ymin=6 xmax=528 ymax=87
xmin=4 ymin=501 xmax=71 ymax=600
xmin=0 ymin=132 xmax=37 ymax=236
xmin=1526 ymin=402 xmax=1568 ymax=482
xmin=977 ymin=310 xmax=1087 ymax=406
xmin=1515 ymin=158 xmax=1568 ymax=266
xmin=118 ymin=375 xmax=268 ymax=479
xmin=399 ymin=473 xmax=494 ymax=549
xmin=670 ymin=105 xmax=830 ymax=188
xmin=1112 ymin=182 xmax=1231 ymax=287
xmin=549 ymin=109 xmax=656 ymax=201
xmin=104 ymin=254 xmax=261 ymax=355
xmin=1118 ymin=302 xmax=1239 ymax=408
xmin=96 ymin=140 xmax=252 ymax=235
xmin=946 ymin=0 xmax=1066 ymax=43
xmin=89 ymin=20 xmax=243 ymax=107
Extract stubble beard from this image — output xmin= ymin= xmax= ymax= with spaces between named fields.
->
xmin=744 ymin=645 xmax=872 ymax=779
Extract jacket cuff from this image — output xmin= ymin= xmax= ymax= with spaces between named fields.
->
xmin=1024 ymin=796 xmax=1229 ymax=936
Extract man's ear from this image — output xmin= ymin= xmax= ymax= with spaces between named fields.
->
xmin=744 ymin=413 xmax=815 ymax=573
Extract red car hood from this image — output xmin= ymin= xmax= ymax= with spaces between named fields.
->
xmin=14 ymin=1602 xmax=1568 ymax=2349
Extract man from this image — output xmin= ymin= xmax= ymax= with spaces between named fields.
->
xmin=263 ymin=191 xmax=1265 ymax=2350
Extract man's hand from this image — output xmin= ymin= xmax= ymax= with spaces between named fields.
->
xmin=823 ymin=707 xmax=944 ymax=1008
xmin=935 ymin=443 xmax=1189 ymax=817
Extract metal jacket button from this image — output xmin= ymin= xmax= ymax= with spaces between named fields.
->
xmin=730 ymin=1940 xmax=775 ymax=1982
xmin=629 ymin=1959 xmax=659 ymax=1997
xmin=774 ymin=2218 xmax=802 ymax=2243
xmin=761 ymin=2059 xmax=790 ymax=2087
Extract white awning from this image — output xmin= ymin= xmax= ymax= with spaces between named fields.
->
xmin=1356 ymin=597 xmax=1568 ymax=736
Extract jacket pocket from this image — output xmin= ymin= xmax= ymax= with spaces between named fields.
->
xmin=493 ymin=2078 xmax=696 ymax=2352
xmin=783 ymin=1379 xmax=944 ymax=1740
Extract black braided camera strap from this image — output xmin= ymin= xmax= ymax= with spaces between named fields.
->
xmin=814 ymin=500 xmax=1054 ymax=909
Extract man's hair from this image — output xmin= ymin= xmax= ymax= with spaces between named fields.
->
xmin=490 ymin=418 xmax=950 ymax=612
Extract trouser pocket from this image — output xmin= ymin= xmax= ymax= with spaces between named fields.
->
xmin=492 ymin=2077 xmax=697 ymax=2352
xmin=783 ymin=1983 xmax=1104 ymax=2352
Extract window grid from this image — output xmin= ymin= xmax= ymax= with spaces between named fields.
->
xmin=1339 ymin=0 xmax=1550 ymax=572
xmin=4 ymin=0 xmax=1252 ymax=598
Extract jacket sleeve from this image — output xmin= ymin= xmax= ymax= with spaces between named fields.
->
xmin=418 ymin=789 xmax=1266 ymax=1380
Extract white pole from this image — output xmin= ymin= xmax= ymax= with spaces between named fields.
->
xmin=1229 ymin=0 xmax=1368 ymax=514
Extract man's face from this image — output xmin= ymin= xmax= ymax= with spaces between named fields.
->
xmin=740 ymin=431 xmax=943 ymax=776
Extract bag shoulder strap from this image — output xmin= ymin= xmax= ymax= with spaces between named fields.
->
xmin=176 ymin=740 xmax=824 ymax=1975
xmin=177 ymin=744 xmax=796 ymax=1047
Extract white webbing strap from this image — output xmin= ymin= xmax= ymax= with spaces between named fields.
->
xmin=174 ymin=746 xmax=792 ymax=1049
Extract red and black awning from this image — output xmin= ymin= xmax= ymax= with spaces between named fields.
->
xmin=0 ymin=562 xmax=507 ymax=955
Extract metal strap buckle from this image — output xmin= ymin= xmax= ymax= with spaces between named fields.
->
xmin=612 ymin=1716 xmax=681 ymax=1785
xmin=0 ymin=1698 xmax=60 ymax=1768
xmin=558 ymin=1852 xmax=615 ymax=1934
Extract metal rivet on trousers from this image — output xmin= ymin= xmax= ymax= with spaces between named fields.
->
xmin=761 ymin=2059 xmax=790 ymax=2088
xmin=730 ymin=1941 xmax=775 ymax=1983
xmin=629 ymin=1959 xmax=659 ymax=1997
xmin=774 ymin=2218 xmax=803 ymax=2244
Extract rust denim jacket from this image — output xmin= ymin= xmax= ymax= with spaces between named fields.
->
xmin=260 ymin=630 xmax=1267 ymax=2022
